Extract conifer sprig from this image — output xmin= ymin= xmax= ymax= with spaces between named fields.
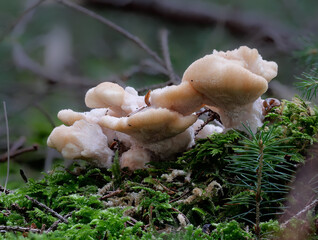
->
xmin=295 ymin=69 xmax=318 ymax=100
xmin=226 ymin=125 xmax=294 ymax=239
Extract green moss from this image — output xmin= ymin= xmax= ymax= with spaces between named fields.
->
xmin=1 ymin=98 xmax=318 ymax=239
xmin=265 ymin=97 xmax=318 ymax=161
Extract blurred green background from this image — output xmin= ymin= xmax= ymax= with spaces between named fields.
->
xmin=1 ymin=0 xmax=318 ymax=187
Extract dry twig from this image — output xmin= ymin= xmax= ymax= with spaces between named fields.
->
xmin=0 ymin=0 xmax=46 ymax=43
xmin=20 ymin=169 xmax=28 ymax=183
xmin=99 ymin=189 xmax=123 ymax=200
xmin=46 ymin=212 xmax=73 ymax=232
xmin=194 ymin=108 xmax=222 ymax=136
xmin=171 ymin=207 xmax=190 ymax=225
xmin=57 ymin=0 xmax=165 ymax=67
xmin=88 ymin=0 xmax=299 ymax=52
xmin=0 ymin=225 xmax=42 ymax=233
xmin=0 ymin=185 xmax=13 ymax=195
xmin=159 ymin=29 xmax=179 ymax=84
xmin=3 ymin=102 xmax=10 ymax=193
xmin=281 ymin=199 xmax=318 ymax=228
xmin=0 ymin=144 xmax=38 ymax=163
xmin=25 ymin=195 xmax=68 ymax=223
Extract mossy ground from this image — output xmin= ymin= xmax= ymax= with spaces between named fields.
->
xmin=1 ymin=97 xmax=318 ymax=240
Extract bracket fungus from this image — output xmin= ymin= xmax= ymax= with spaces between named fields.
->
xmin=47 ymin=46 xmax=278 ymax=170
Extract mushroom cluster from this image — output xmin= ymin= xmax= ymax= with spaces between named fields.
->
xmin=47 ymin=46 xmax=278 ymax=170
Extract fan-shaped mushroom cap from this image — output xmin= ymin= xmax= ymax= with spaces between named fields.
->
xmin=98 ymin=108 xmax=197 ymax=142
xmin=85 ymin=82 xmax=144 ymax=116
xmin=182 ymin=46 xmax=278 ymax=109
xmin=85 ymin=82 xmax=125 ymax=109
xmin=150 ymin=81 xmax=204 ymax=115
xmin=47 ymin=120 xmax=114 ymax=168
xmin=57 ymin=108 xmax=109 ymax=126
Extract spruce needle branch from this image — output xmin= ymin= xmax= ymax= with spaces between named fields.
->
xmin=3 ymin=101 xmax=10 ymax=194
xmin=159 ymin=29 xmax=179 ymax=84
xmin=56 ymin=0 xmax=165 ymax=68
xmin=25 ymin=195 xmax=68 ymax=223
xmin=295 ymin=69 xmax=318 ymax=100
xmin=0 ymin=0 xmax=46 ymax=43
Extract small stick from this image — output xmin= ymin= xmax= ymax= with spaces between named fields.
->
xmin=169 ymin=190 xmax=191 ymax=203
xmin=25 ymin=195 xmax=68 ymax=223
xmin=20 ymin=169 xmax=28 ymax=183
xmin=159 ymin=29 xmax=179 ymax=84
xmin=281 ymin=199 xmax=318 ymax=228
xmin=3 ymin=101 xmax=10 ymax=193
xmin=0 ymin=225 xmax=41 ymax=233
xmin=99 ymin=189 xmax=123 ymax=200
xmin=57 ymin=0 xmax=165 ymax=68
xmin=0 ymin=145 xmax=38 ymax=162
xmin=40 ymin=224 xmax=46 ymax=234
xmin=34 ymin=103 xmax=56 ymax=129
xmin=153 ymin=179 xmax=175 ymax=195
xmin=171 ymin=207 xmax=191 ymax=224
xmin=46 ymin=212 xmax=73 ymax=232
xmin=0 ymin=185 xmax=13 ymax=194
xmin=0 ymin=136 xmax=25 ymax=161
xmin=194 ymin=109 xmax=222 ymax=136
xmin=0 ymin=0 xmax=46 ymax=43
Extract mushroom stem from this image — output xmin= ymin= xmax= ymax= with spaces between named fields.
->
xmin=211 ymin=98 xmax=264 ymax=133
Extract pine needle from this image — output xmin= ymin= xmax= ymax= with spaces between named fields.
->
xmin=295 ymin=69 xmax=318 ymax=100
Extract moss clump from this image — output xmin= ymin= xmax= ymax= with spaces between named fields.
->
xmin=1 ymin=97 xmax=318 ymax=239
xmin=265 ymin=96 xmax=318 ymax=161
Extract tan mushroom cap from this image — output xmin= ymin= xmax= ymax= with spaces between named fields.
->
xmin=57 ymin=108 xmax=109 ymax=126
xmin=85 ymin=82 xmax=145 ymax=116
xmin=182 ymin=46 xmax=278 ymax=109
xmin=99 ymin=108 xmax=197 ymax=142
xmin=57 ymin=109 xmax=84 ymax=126
xmin=150 ymin=81 xmax=204 ymax=115
xmin=85 ymin=82 xmax=125 ymax=111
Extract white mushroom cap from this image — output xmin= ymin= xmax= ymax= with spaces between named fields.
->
xmin=98 ymin=107 xmax=197 ymax=142
xmin=182 ymin=46 xmax=278 ymax=109
xmin=182 ymin=46 xmax=277 ymax=132
xmin=47 ymin=120 xmax=114 ymax=168
xmin=57 ymin=108 xmax=109 ymax=126
xmin=150 ymin=81 xmax=204 ymax=115
xmin=85 ymin=82 xmax=125 ymax=109
xmin=85 ymin=82 xmax=144 ymax=116
xmin=212 ymin=46 xmax=277 ymax=82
